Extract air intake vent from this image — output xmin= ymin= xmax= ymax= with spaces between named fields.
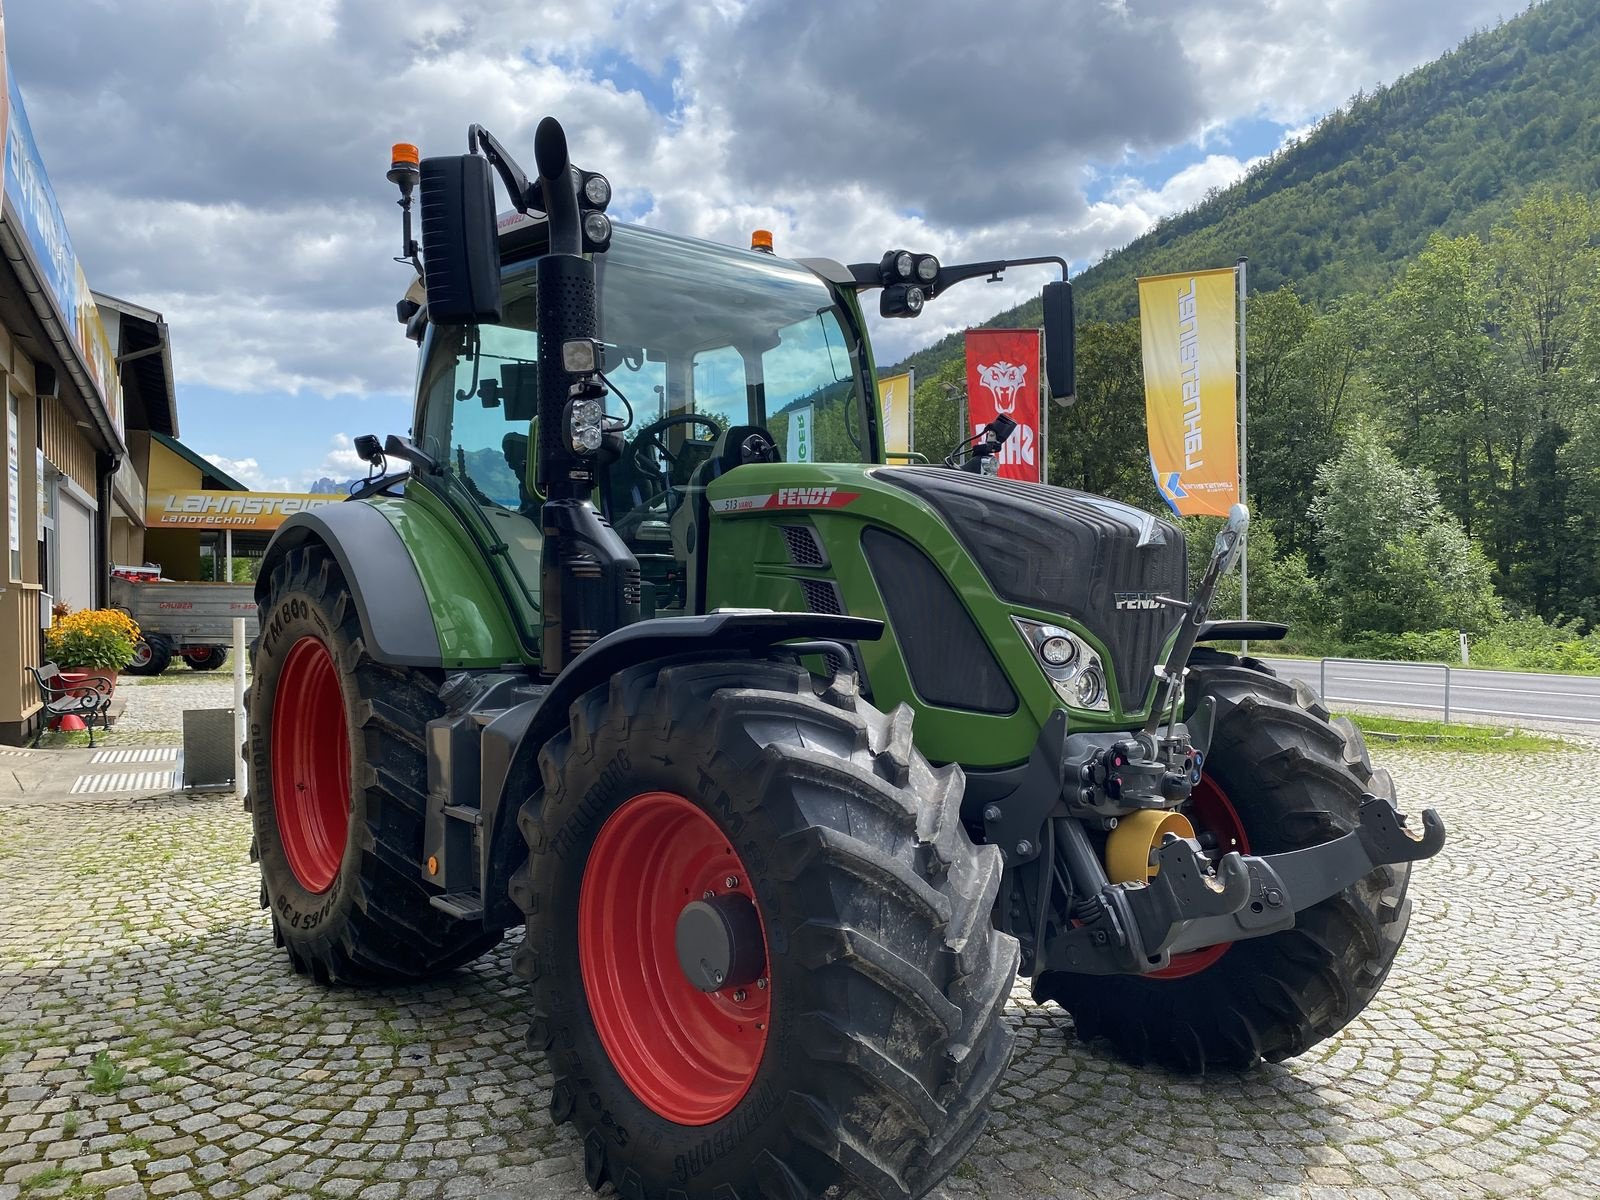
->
xmin=798 ymin=579 xmax=845 ymax=615
xmin=862 ymin=527 xmax=1017 ymax=715
xmin=780 ymin=524 xmax=828 ymax=568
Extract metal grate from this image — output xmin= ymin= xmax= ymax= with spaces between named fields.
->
xmin=780 ymin=524 xmax=828 ymax=568
xmin=799 ymin=579 xmax=845 ymax=615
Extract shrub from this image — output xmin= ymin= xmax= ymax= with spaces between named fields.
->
xmin=45 ymin=608 xmax=141 ymax=671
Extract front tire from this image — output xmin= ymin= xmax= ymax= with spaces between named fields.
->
xmin=513 ymin=659 xmax=1019 ymax=1200
xmin=247 ymin=543 xmax=501 ymax=984
xmin=1036 ymin=651 xmax=1413 ymax=1073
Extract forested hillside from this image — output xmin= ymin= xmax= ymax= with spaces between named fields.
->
xmin=896 ymin=0 xmax=1600 ymax=664
xmin=897 ymin=0 xmax=1600 ymax=378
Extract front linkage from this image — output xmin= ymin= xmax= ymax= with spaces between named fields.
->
xmin=982 ymin=507 xmax=1446 ymax=979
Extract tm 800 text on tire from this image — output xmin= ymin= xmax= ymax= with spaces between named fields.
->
xmin=246 ymin=544 xmax=501 ymax=984
xmin=513 ymin=659 xmax=1019 ymax=1200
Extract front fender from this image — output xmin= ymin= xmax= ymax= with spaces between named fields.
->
xmin=477 ymin=611 xmax=882 ymax=926
xmin=257 ymin=504 xmax=443 ymax=667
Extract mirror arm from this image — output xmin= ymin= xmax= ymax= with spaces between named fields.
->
xmin=842 ymin=255 xmax=1068 ymax=293
xmin=468 ymin=124 xmax=538 ymax=214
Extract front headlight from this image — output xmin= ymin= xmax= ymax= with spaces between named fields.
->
xmin=566 ymin=395 xmax=604 ymax=453
xmin=1013 ymin=618 xmax=1112 ymax=712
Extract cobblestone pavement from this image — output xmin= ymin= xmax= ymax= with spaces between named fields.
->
xmin=2 ymin=701 xmax=1596 ymax=1198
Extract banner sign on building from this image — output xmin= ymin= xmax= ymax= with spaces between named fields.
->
xmin=877 ymin=370 xmax=914 ymax=457
xmin=1138 ymin=267 xmax=1239 ymax=517
xmin=785 ymin=403 xmax=814 ymax=464
xmin=2 ymin=71 xmax=122 ymax=435
xmin=145 ymin=490 xmax=343 ymax=531
xmin=964 ymin=329 xmax=1042 ymax=482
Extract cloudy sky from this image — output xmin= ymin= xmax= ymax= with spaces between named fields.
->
xmin=13 ymin=0 xmax=1515 ymax=490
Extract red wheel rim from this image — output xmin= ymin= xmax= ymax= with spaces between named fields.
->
xmin=270 ymin=636 xmax=351 ymax=894
xmin=579 ymin=791 xmax=771 ymax=1126
xmin=1150 ymin=773 xmax=1251 ymax=980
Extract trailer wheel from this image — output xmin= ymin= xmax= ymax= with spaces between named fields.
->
xmin=185 ymin=645 xmax=229 ymax=671
xmin=126 ymin=634 xmax=172 ymax=676
xmin=513 ymin=660 xmax=1018 ymax=1200
xmin=1035 ymin=650 xmax=1412 ymax=1072
xmin=247 ymin=543 xmax=501 ymax=984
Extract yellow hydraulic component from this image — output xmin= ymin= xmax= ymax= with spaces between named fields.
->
xmin=1105 ymin=809 xmax=1196 ymax=883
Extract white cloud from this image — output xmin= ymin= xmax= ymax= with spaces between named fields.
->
xmin=10 ymin=0 xmax=1517 ymax=475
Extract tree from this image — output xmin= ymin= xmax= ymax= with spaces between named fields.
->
xmin=1310 ymin=424 xmax=1502 ymax=636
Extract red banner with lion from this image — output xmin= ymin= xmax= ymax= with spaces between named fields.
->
xmin=964 ymin=328 xmax=1042 ymax=482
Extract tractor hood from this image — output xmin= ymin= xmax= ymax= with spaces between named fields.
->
xmin=874 ymin=468 xmax=1188 ymax=707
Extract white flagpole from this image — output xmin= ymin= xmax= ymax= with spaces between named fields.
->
xmin=1040 ymin=331 xmax=1049 ymax=486
xmin=1237 ymin=255 xmax=1249 ymax=655
xmin=908 ymin=367 xmax=917 ymax=456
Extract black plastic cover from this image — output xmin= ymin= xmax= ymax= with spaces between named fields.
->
xmin=882 ymin=468 xmax=1187 ymax=709
xmin=418 ymin=155 xmax=502 ymax=324
xmin=862 ymin=527 xmax=1018 ymax=715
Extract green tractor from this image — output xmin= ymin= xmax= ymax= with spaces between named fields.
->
xmin=247 ymin=118 xmax=1444 ymax=1198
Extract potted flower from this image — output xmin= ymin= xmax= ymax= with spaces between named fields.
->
xmin=45 ymin=607 xmax=142 ymax=691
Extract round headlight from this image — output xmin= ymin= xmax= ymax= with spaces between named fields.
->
xmin=583 ymin=212 xmax=612 ymax=245
xmin=895 ymin=251 xmax=915 ymax=279
xmin=1073 ymin=667 xmax=1105 ymax=708
xmin=916 ymin=255 xmax=940 ymax=282
xmin=905 ymin=285 xmax=925 ymax=314
xmin=1039 ymin=634 xmax=1076 ymax=667
xmin=583 ymin=173 xmax=611 ymax=208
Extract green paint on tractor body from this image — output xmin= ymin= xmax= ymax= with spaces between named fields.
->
xmin=702 ymin=463 xmax=1159 ymax=767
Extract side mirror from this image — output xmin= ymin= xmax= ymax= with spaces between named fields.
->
xmin=1042 ymin=280 xmax=1075 ymax=405
xmin=418 ymin=155 xmax=502 ymax=324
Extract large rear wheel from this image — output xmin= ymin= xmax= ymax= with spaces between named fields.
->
xmin=1036 ymin=650 xmax=1413 ymax=1072
xmin=246 ymin=543 xmax=502 ymax=984
xmin=513 ymin=659 xmax=1019 ymax=1199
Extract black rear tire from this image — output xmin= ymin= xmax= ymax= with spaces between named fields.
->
xmin=1036 ymin=650 xmax=1413 ymax=1073
xmin=513 ymin=659 xmax=1019 ymax=1200
xmin=186 ymin=645 xmax=228 ymax=671
xmin=126 ymin=635 xmax=172 ymax=676
xmin=247 ymin=543 xmax=502 ymax=985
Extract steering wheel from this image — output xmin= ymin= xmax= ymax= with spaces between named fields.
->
xmin=628 ymin=413 xmax=724 ymax=475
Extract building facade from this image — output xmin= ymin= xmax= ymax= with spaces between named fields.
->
xmin=0 ymin=39 xmax=176 ymax=743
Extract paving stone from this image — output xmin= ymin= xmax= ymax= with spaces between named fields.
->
xmin=2 ymin=678 xmax=1597 ymax=1198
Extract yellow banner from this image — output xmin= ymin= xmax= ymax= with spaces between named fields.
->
xmin=1138 ymin=267 xmax=1238 ymax=517
xmin=146 ymin=490 xmax=342 ymax=531
xmin=877 ymin=370 xmax=913 ymax=457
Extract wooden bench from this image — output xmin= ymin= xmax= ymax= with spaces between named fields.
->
xmin=25 ymin=664 xmax=114 ymax=747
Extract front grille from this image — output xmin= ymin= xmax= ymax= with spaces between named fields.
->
xmin=882 ymin=468 xmax=1187 ymax=709
xmin=798 ymin=579 xmax=844 ymax=615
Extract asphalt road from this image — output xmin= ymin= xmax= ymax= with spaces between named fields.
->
xmin=1260 ymin=655 xmax=1600 ymax=725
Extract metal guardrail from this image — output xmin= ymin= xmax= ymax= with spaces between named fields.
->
xmin=1316 ymin=657 xmax=1452 ymax=723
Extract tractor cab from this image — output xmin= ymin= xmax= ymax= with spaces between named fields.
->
xmin=409 ymin=220 xmax=878 ymax=618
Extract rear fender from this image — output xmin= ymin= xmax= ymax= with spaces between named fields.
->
xmin=477 ymin=611 xmax=882 ymax=926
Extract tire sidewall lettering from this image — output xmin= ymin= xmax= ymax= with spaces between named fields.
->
xmin=250 ymin=585 xmax=358 ymax=945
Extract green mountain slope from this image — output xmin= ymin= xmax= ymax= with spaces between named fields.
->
xmin=895 ymin=0 xmax=1600 ymax=379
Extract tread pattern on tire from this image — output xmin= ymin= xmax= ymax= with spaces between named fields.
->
xmin=1034 ymin=649 xmax=1413 ymax=1073
xmin=513 ymin=658 xmax=1020 ymax=1200
xmin=248 ymin=543 xmax=501 ymax=986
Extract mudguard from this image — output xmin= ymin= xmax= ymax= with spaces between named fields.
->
xmin=476 ymin=611 xmax=883 ymax=926
xmin=256 ymin=504 xmax=443 ymax=667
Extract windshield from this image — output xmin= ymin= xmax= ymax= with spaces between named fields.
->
xmin=418 ymin=225 xmax=871 ymax=481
